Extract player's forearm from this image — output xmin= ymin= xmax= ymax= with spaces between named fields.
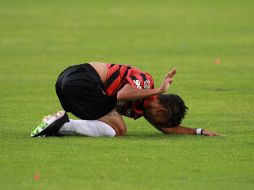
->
xmin=117 ymin=84 xmax=162 ymax=101
xmin=161 ymin=125 xmax=197 ymax=135
xmin=161 ymin=126 xmax=219 ymax=136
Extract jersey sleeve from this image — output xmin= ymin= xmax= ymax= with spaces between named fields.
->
xmin=126 ymin=72 xmax=154 ymax=90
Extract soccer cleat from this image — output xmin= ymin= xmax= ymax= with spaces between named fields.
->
xmin=31 ymin=111 xmax=69 ymax=137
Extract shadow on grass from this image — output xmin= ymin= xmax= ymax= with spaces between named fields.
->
xmin=20 ymin=130 xmax=223 ymax=142
xmin=124 ymin=132 xmax=207 ymax=141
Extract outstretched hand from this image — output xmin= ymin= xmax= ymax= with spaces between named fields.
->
xmin=160 ymin=68 xmax=177 ymax=93
xmin=202 ymin=129 xmax=220 ymax=136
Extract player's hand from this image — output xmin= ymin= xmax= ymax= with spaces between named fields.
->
xmin=159 ymin=68 xmax=177 ymax=93
xmin=202 ymin=129 xmax=220 ymax=136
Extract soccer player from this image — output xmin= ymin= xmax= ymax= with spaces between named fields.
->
xmin=31 ymin=62 xmax=219 ymax=137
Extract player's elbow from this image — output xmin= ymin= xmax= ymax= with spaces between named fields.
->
xmin=116 ymin=91 xmax=127 ymax=101
xmin=116 ymin=91 xmax=123 ymax=100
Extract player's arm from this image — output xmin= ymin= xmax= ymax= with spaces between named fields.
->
xmin=160 ymin=125 xmax=220 ymax=136
xmin=117 ymin=68 xmax=177 ymax=101
xmin=117 ymin=84 xmax=161 ymax=101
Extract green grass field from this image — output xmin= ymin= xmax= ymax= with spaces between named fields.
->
xmin=0 ymin=0 xmax=254 ymax=189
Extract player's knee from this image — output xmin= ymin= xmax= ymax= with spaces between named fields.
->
xmin=99 ymin=109 xmax=127 ymax=136
xmin=108 ymin=115 xmax=126 ymax=136
xmin=115 ymin=122 xmax=127 ymax=136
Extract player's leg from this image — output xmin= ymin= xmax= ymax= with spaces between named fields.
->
xmin=31 ymin=111 xmax=115 ymax=137
xmin=57 ymin=119 xmax=116 ymax=137
xmin=31 ymin=109 xmax=126 ymax=137
xmin=57 ymin=109 xmax=126 ymax=137
xmin=53 ymin=63 xmax=124 ymax=137
xmin=31 ymin=63 xmax=122 ymax=137
xmin=98 ymin=109 xmax=126 ymax=136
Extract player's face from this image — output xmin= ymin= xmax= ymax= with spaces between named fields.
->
xmin=144 ymin=96 xmax=168 ymax=124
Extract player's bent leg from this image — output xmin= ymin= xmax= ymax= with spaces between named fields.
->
xmin=31 ymin=110 xmax=125 ymax=137
xmin=98 ymin=109 xmax=127 ymax=136
xmin=58 ymin=119 xmax=116 ymax=137
xmin=58 ymin=110 xmax=125 ymax=137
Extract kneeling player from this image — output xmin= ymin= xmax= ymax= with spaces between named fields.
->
xmin=31 ymin=62 xmax=219 ymax=137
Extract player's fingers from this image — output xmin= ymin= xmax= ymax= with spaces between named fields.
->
xmin=166 ymin=68 xmax=177 ymax=78
xmin=209 ymin=132 xmax=220 ymax=136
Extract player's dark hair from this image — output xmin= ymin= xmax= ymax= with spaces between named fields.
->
xmin=158 ymin=94 xmax=188 ymax=127
xmin=144 ymin=94 xmax=188 ymax=128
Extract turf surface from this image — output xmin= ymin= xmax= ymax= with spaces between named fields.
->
xmin=0 ymin=0 xmax=254 ymax=189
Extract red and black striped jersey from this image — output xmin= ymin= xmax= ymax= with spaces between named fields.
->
xmin=105 ymin=64 xmax=154 ymax=119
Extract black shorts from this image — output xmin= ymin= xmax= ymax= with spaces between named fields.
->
xmin=55 ymin=63 xmax=117 ymax=120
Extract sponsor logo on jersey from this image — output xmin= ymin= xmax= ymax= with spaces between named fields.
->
xmin=133 ymin=80 xmax=142 ymax=89
xmin=144 ymin=80 xmax=151 ymax=89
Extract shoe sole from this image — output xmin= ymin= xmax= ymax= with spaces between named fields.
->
xmin=32 ymin=112 xmax=69 ymax=137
